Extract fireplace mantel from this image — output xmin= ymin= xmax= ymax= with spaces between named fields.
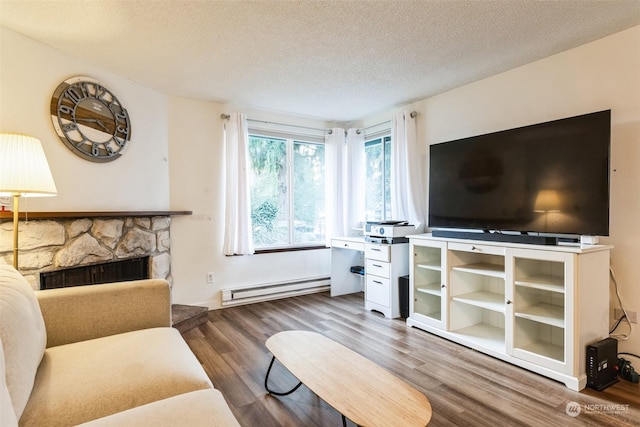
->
xmin=0 ymin=210 xmax=192 ymax=220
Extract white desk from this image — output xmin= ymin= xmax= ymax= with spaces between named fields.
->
xmin=330 ymin=237 xmax=365 ymax=297
xmin=330 ymin=237 xmax=409 ymax=318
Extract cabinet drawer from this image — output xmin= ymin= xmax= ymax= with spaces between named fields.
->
xmin=448 ymin=242 xmax=505 ymax=256
xmin=366 ymin=275 xmax=390 ymax=307
xmin=366 ymin=259 xmax=390 ymax=279
xmin=365 ymin=244 xmax=391 ymax=262
xmin=332 ymin=239 xmax=364 ymax=251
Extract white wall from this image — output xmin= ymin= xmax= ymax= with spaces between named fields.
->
xmin=0 ymin=28 xmax=170 ymax=211
xmin=364 ymin=26 xmax=639 ymax=354
xmin=166 ymin=97 xmax=331 ymax=307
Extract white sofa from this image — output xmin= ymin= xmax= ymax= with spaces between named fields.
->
xmin=0 ymin=264 xmax=240 ymax=426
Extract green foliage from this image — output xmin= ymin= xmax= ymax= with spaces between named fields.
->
xmin=252 ymin=200 xmax=278 ymax=231
xmin=251 ymin=199 xmax=286 ymax=246
xmin=248 ymin=134 xmax=325 ymax=247
xmin=249 ymin=136 xmax=286 ymax=174
xmin=365 ymin=136 xmax=392 ymax=220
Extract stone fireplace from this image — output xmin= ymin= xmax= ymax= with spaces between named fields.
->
xmin=39 ymin=256 xmax=150 ymax=290
xmin=0 ymin=211 xmax=188 ymax=290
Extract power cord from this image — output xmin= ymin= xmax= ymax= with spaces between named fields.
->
xmin=619 ymin=352 xmax=640 ymax=359
xmin=609 ymin=267 xmax=632 ymax=340
xmin=610 ymin=314 xmax=627 ymax=334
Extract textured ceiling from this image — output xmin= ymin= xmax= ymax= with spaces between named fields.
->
xmin=1 ymin=0 xmax=640 ymax=122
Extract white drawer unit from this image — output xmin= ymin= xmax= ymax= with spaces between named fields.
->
xmin=366 ymin=275 xmax=390 ymax=306
xmin=365 ymin=259 xmax=391 ymax=278
xmin=364 ymin=244 xmax=391 ymax=262
xmin=364 ymin=242 xmax=409 ymax=318
xmin=408 ymin=233 xmax=612 ymax=391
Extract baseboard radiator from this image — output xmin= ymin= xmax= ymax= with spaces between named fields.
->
xmin=221 ymin=276 xmax=330 ymax=307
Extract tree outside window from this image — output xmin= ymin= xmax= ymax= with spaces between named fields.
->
xmin=365 ymin=135 xmax=391 ymax=221
xmin=249 ymin=135 xmax=325 ymax=248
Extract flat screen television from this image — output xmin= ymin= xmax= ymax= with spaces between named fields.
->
xmin=428 ymin=110 xmax=610 ymax=241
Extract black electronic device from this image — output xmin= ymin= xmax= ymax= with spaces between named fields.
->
xmin=364 ymin=236 xmax=409 ymax=244
xmin=350 ymin=265 xmax=365 ymax=276
xmin=586 ymin=337 xmax=619 ymax=391
xmin=398 ymin=275 xmax=409 ymax=318
xmin=429 ymin=110 xmax=611 ymax=242
xmin=431 ymin=229 xmax=557 ymax=245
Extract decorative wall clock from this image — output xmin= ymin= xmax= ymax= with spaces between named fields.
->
xmin=50 ymin=76 xmax=131 ymax=162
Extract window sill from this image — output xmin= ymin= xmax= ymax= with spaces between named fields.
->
xmin=254 ymin=245 xmax=328 ymax=254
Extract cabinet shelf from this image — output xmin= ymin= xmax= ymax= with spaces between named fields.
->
xmin=515 ymin=274 xmax=565 ymax=293
xmin=422 ymin=310 xmax=441 ymax=320
xmin=452 ymin=262 xmax=505 ymax=279
xmin=451 ymin=324 xmax=505 ymax=352
xmin=516 ymin=303 xmax=564 ymax=328
xmin=416 ymin=282 xmax=442 ymax=296
xmin=452 ymin=291 xmax=505 ymax=313
xmin=417 ymin=262 xmax=441 ymax=272
xmin=514 ymin=341 xmax=565 ymax=363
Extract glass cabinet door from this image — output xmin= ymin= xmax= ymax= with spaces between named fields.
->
xmin=508 ymin=248 xmax=574 ymax=374
xmin=410 ymin=240 xmax=447 ymax=329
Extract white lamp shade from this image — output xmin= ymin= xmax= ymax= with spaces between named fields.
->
xmin=0 ymin=133 xmax=57 ymax=197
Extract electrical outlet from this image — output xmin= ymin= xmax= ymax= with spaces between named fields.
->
xmin=207 ymin=272 xmax=215 ymax=284
xmin=614 ymin=308 xmax=637 ymax=323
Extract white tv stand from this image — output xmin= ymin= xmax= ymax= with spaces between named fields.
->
xmin=408 ymin=233 xmax=612 ymax=391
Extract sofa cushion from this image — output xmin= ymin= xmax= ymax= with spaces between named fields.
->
xmin=19 ymin=327 xmax=213 ymax=427
xmin=78 ymin=389 xmax=241 ymax=427
xmin=0 ymin=264 xmax=47 ymax=419
xmin=0 ymin=338 xmax=19 ymax=427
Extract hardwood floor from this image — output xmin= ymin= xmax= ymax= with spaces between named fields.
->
xmin=182 ymin=292 xmax=640 ymax=426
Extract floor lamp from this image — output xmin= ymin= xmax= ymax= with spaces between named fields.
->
xmin=0 ymin=133 xmax=57 ymax=269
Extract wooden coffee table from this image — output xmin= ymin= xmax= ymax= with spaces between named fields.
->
xmin=264 ymin=330 xmax=432 ymax=426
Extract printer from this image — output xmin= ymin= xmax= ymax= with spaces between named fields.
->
xmin=364 ymin=221 xmax=418 ymax=244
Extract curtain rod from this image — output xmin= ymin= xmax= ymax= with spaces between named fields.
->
xmin=356 ymin=111 xmax=417 ymax=134
xmin=248 ymin=118 xmax=326 ymax=133
xmin=220 ymin=114 xmax=326 ymax=133
xmin=221 ymin=110 xmax=417 ymax=134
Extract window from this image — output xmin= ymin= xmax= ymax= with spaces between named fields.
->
xmin=365 ymin=135 xmax=391 ymax=221
xmin=249 ymin=134 xmax=325 ymax=249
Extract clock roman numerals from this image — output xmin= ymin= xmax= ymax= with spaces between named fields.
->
xmin=51 ymin=77 xmax=131 ymax=163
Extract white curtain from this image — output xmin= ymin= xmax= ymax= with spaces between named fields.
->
xmin=391 ymin=111 xmax=426 ymax=232
xmin=345 ymin=128 xmax=365 ymax=235
xmin=325 ymin=128 xmax=365 ymax=245
xmin=223 ymin=113 xmax=254 ymax=255
xmin=324 ymin=128 xmax=345 ymax=245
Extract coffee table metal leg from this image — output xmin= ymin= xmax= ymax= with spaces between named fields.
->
xmin=266 ymin=356 xmax=358 ymax=426
xmin=342 ymin=415 xmax=361 ymax=427
xmin=264 ymin=356 xmax=303 ymax=396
